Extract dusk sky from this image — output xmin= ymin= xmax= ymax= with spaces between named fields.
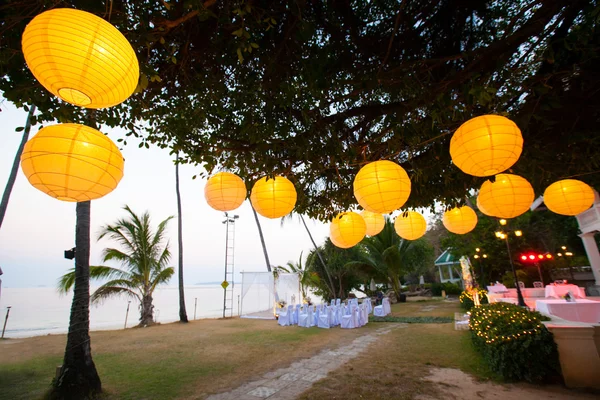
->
xmin=0 ymin=99 xmax=332 ymax=288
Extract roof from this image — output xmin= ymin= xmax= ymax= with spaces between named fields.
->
xmin=434 ymin=249 xmax=460 ymax=265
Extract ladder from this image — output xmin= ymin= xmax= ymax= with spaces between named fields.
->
xmin=223 ymin=213 xmax=237 ymax=318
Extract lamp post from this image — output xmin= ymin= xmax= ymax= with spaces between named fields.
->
xmin=473 ymin=248 xmax=488 ymax=287
xmin=495 ymin=219 xmax=526 ymax=307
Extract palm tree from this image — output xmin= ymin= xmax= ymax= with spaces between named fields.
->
xmin=59 ymin=205 xmax=174 ymax=326
xmin=275 ymin=252 xmax=318 ymax=300
xmin=347 ymin=217 xmax=434 ymax=300
xmin=0 ymin=104 xmax=36 ymax=229
xmin=175 ymin=154 xmax=188 ymax=322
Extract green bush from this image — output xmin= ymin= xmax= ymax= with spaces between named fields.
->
xmin=431 ymin=282 xmax=462 ymax=296
xmin=469 ymin=303 xmax=560 ymax=382
xmin=459 ymin=288 xmax=489 ymax=311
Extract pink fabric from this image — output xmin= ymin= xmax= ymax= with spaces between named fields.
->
xmin=544 ymin=284 xmax=586 ymax=299
xmin=536 ymin=299 xmax=600 ymax=323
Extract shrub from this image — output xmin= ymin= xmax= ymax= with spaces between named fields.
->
xmin=431 ymin=282 xmax=443 ymax=296
xmin=459 ymin=288 xmax=489 ymax=311
xmin=431 ymin=282 xmax=462 ymax=296
xmin=469 ymin=303 xmax=560 ymax=382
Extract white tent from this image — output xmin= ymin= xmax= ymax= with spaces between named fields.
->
xmin=240 ymin=271 xmax=301 ymax=319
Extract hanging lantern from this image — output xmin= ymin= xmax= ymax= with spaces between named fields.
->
xmin=394 ymin=211 xmax=427 ymax=240
xmin=450 ymin=115 xmax=523 ymax=177
xmin=543 ymin=179 xmax=595 ymax=216
xmin=353 ymin=160 xmax=411 ymax=214
xmin=477 ymin=174 xmax=534 ymax=219
xmin=443 ymin=206 xmax=478 ymax=235
xmin=20 ymin=123 xmax=124 ymax=202
xmin=250 ymin=176 xmax=297 ymax=219
xmin=330 ymin=212 xmax=367 ymax=249
xmin=22 ymin=8 xmax=139 ymax=109
xmin=361 ymin=210 xmax=385 ymax=236
xmin=204 ymin=172 xmax=246 ymax=212
xmin=476 ymin=195 xmax=494 ymax=217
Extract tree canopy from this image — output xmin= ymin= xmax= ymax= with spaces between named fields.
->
xmin=2 ymin=0 xmax=599 ymax=220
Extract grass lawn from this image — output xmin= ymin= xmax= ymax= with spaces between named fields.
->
xmin=0 ymin=299 xmax=491 ymax=400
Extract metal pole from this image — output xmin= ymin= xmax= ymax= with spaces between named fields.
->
xmin=1 ymin=306 xmax=11 ymax=338
xmin=124 ymin=301 xmax=131 ymax=329
xmin=505 ymin=237 xmax=526 ymax=307
xmin=194 ymin=298 xmax=197 ymax=320
xmin=536 ymin=263 xmax=544 ymax=285
xmin=223 ymin=213 xmax=229 ymax=318
xmin=237 ymin=295 xmax=240 ymax=316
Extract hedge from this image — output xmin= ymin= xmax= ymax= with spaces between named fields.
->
xmin=469 ymin=303 xmax=560 ymax=382
xmin=459 ymin=288 xmax=489 ymax=311
xmin=431 ymin=282 xmax=462 ymax=296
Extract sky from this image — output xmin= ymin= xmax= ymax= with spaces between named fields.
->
xmin=0 ymin=99 xmax=331 ymax=288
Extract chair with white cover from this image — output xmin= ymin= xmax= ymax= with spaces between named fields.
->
xmin=533 ymin=281 xmax=543 ymax=288
xmin=318 ymin=306 xmax=331 ymax=329
xmin=335 ymin=298 xmax=341 ymax=306
xmin=277 ymin=307 xmax=291 ymax=326
xmin=298 ymin=306 xmax=311 ymax=328
xmin=382 ymin=298 xmax=391 ymax=315
xmin=373 ymin=304 xmax=385 ymax=317
xmin=313 ymin=306 xmax=320 ymax=326
xmin=361 ymin=303 xmax=369 ymax=325
xmin=292 ymin=304 xmax=301 ymax=325
xmin=518 ymin=281 xmax=526 ymax=289
xmin=362 ymin=298 xmax=372 ymax=314
xmin=307 ymin=305 xmax=316 ymax=327
xmin=341 ymin=306 xmax=357 ymax=329
xmin=336 ymin=305 xmax=344 ymax=326
xmin=330 ymin=305 xmax=339 ymax=326
xmin=356 ymin=304 xmax=366 ymax=326
xmin=330 ymin=299 xmax=335 ymax=307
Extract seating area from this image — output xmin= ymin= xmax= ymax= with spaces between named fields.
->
xmin=276 ymin=297 xmax=391 ymax=329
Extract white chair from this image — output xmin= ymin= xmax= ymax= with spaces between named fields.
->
xmin=298 ymin=306 xmax=310 ymax=328
xmin=373 ymin=304 xmax=385 ymax=317
xmin=356 ymin=304 xmax=366 ymax=326
xmin=292 ymin=304 xmax=301 ymax=324
xmin=518 ymin=281 xmax=526 ymax=289
xmin=533 ymin=281 xmax=543 ymax=288
xmin=307 ymin=305 xmax=315 ymax=327
xmin=277 ymin=307 xmax=291 ymax=326
xmin=341 ymin=306 xmax=357 ymax=329
xmin=318 ymin=307 xmax=331 ymax=328
xmin=362 ymin=298 xmax=372 ymax=314
xmin=382 ymin=298 xmax=391 ymax=315
xmin=313 ymin=306 xmax=320 ymax=326
xmin=330 ymin=299 xmax=335 ymax=307
xmin=335 ymin=298 xmax=341 ymax=306
xmin=336 ymin=305 xmax=343 ymax=326
xmin=362 ymin=303 xmax=369 ymax=325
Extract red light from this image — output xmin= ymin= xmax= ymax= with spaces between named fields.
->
xmin=521 ymin=255 xmax=527 ymax=261
xmin=529 ymin=255 xmax=535 ymax=260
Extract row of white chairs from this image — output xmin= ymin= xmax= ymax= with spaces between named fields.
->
xmin=277 ymin=297 xmax=390 ymax=329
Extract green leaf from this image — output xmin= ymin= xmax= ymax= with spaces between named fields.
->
xmin=232 ymin=28 xmax=243 ymax=37
xmin=171 ymin=56 xmax=177 ymax=64
xmin=250 ymin=42 xmax=259 ymax=49
xmin=270 ymin=18 xmax=276 ymax=24
xmin=237 ymin=48 xmax=244 ymax=63
xmin=15 ymin=126 xmax=24 ymax=132
xmin=160 ymin=37 xmax=166 ymax=45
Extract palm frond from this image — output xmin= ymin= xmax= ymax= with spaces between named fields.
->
xmin=150 ymin=266 xmax=174 ymax=293
xmin=91 ymin=284 xmax=141 ymax=304
xmin=89 ymin=265 xmax=133 ymax=281
xmin=57 ymin=268 xmax=76 ymax=294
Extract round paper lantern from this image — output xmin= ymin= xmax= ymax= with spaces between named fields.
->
xmin=394 ymin=211 xmax=427 ymax=240
xmin=476 ymin=195 xmax=494 ymax=217
xmin=250 ymin=176 xmax=297 ymax=219
xmin=330 ymin=212 xmax=367 ymax=249
xmin=450 ymin=115 xmax=523 ymax=177
xmin=204 ymin=172 xmax=246 ymax=211
xmin=543 ymin=179 xmax=595 ymax=216
xmin=353 ymin=160 xmax=411 ymax=214
xmin=20 ymin=123 xmax=124 ymax=201
xmin=477 ymin=174 xmax=534 ymax=219
xmin=361 ymin=210 xmax=385 ymax=236
xmin=443 ymin=206 xmax=478 ymax=235
xmin=22 ymin=8 xmax=139 ymax=109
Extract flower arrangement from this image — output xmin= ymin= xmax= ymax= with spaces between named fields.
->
xmin=277 ymin=300 xmax=287 ymax=308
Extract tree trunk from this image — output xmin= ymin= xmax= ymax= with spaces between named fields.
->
xmin=0 ymin=104 xmax=36 ymax=230
xmin=175 ymin=154 xmax=188 ymax=322
xmin=51 ymin=201 xmax=101 ymax=400
xmin=139 ymin=293 xmax=154 ymax=326
xmin=299 ymin=215 xmax=335 ymax=299
xmin=251 ymin=205 xmax=272 ymax=272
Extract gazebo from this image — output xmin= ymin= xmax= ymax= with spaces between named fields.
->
xmin=435 ymin=249 xmax=463 ymax=285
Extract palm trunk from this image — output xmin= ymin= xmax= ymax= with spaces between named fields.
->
xmin=0 ymin=104 xmax=36 ymax=230
xmin=51 ymin=201 xmax=101 ymax=399
xmin=300 ymin=215 xmax=335 ymax=299
xmin=175 ymin=154 xmax=188 ymax=322
xmin=139 ymin=293 xmax=154 ymax=326
xmin=251 ymin=205 xmax=271 ymax=272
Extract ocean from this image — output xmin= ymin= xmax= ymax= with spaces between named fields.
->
xmin=0 ymin=284 xmax=249 ymax=338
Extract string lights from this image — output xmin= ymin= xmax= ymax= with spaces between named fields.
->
xmin=469 ymin=303 xmax=547 ymax=345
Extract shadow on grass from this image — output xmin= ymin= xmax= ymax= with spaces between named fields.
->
xmin=0 ymin=356 xmax=58 ymax=400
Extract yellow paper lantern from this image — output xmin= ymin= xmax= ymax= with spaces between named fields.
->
xmin=361 ymin=210 xmax=385 ymax=236
xmin=477 ymin=174 xmax=534 ymax=219
xmin=394 ymin=211 xmax=427 ymax=240
xmin=250 ymin=176 xmax=297 ymax=219
xmin=330 ymin=212 xmax=367 ymax=249
xmin=443 ymin=206 xmax=478 ymax=235
xmin=353 ymin=160 xmax=411 ymax=214
xmin=22 ymin=8 xmax=139 ymax=109
xmin=20 ymin=123 xmax=124 ymax=201
xmin=204 ymin=172 xmax=246 ymax=211
xmin=476 ymin=195 xmax=494 ymax=217
xmin=450 ymin=115 xmax=523 ymax=177
xmin=543 ymin=179 xmax=595 ymax=216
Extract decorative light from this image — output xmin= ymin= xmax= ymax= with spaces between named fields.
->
xmin=475 ymin=247 xmax=480 ymax=252
xmin=360 ymin=210 xmax=385 ymax=236
xmin=483 ymin=254 xmax=488 ymax=258
xmin=20 ymin=123 xmax=124 ymax=201
xmin=474 ymin=254 xmax=480 ymax=259
xmin=204 ymin=172 xmax=246 ymax=211
xmin=514 ymin=230 xmax=522 ymax=237
xmin=394 ymin=211 xmax=427 ymax=240
xmin=353 ymin=160 xmax=411 ymax=214
xmin=543 ymin=179 xmax=595 ymax=216
xmin=443 ymin=206 xmax=478 ymax=235
xmin=565 ymin=252 xmax=573 ymax=256
xmin=22 ymin=8 xmax=139 ymax=109
xmin=250 ymin=176 xmax=297 ymax=219
xmin=450 ymin=115 xmax=523 ymax=177
xmin=330 ymin=212 xmax=367 ymax=249
xmin=477 ymin=174 xmax=534 ymax=218
xmin=499 ymin=218 xmax=507 ymax=226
